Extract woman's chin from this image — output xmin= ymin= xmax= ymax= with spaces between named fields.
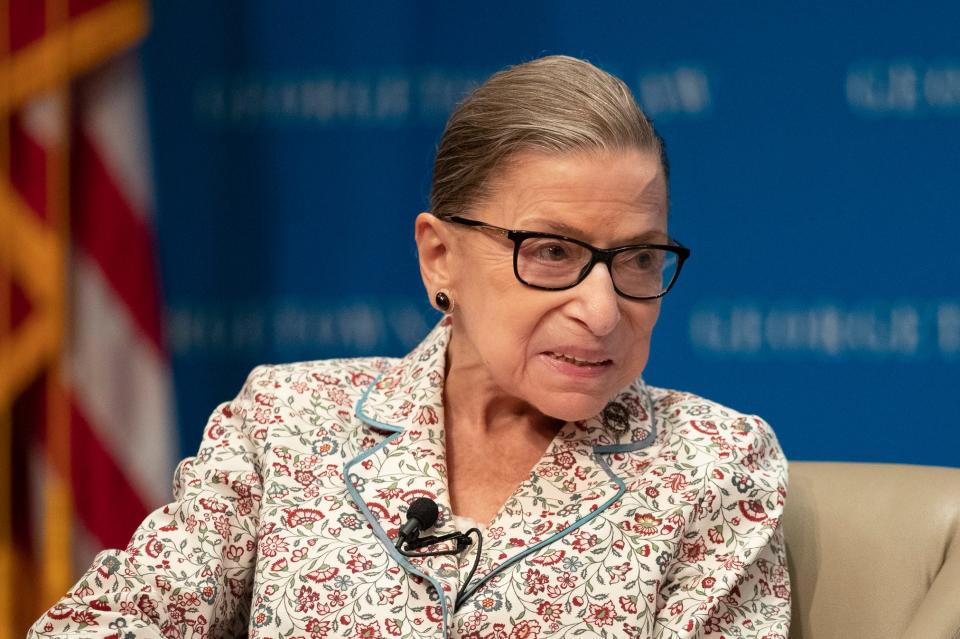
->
xmin=535 ymin=393 xmax=612 ymax=424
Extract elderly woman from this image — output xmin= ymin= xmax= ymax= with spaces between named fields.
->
xmin=31 ymin=56 xmax=789 ymax=639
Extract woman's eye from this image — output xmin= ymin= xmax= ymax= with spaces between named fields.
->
xmin=629 ymin=250 xmax=661 ymax=271
xmin=535 ymin=243 xmax=571 ymax=261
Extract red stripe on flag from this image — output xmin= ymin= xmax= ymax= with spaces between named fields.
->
xmin=11 ymin=375 xmax=45 ymax=558
xmin=9 ymin=0 xmax=46 ymax=52
xmin=11 ymin=374 xmax=45 ymax=630
xmin=10 ymin=278 xmax=33 ymax=331
xmin=10 ymin=114 xmax=48 ymax=221
xmin=69 ymin=0 xmax=117 ymax=18
xmin=71 ymin=127 xmax=165 ymax=353
xmin=68 ymin=397 xmax=152 ymax=549
xmin=9 ymin=0 xmax=120 ymax=52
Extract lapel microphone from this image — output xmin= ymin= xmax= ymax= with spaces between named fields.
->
xmin=395 ymin=497 xmax=471 ymax=556
xmin=396 ymin=497 xmax=439 ymax=548
xmin=392 ymin=496 xmax=485 ymax=612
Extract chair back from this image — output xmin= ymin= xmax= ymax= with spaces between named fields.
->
xmin=784 ymin=461 xmax=960 ymax=639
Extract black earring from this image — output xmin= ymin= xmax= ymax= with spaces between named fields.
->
xmin=435 ymin=290 xmax=451 ymax=312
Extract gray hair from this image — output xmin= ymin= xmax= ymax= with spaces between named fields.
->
xmin=429 ymin=55 xmax=667 ymax=219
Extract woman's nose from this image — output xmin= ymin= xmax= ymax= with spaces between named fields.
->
xmin=567 ymin=262 xmax=621 ymax=336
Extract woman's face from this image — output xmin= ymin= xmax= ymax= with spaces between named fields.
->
xmin=442 ymin=148 xmax=669 ymax=422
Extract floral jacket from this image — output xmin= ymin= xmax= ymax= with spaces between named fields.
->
xmin=30 ymin=318 xmax=790 ymax=639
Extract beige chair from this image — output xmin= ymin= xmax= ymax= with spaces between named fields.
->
xmin=784 ymin=462 xmax=960 ymax=639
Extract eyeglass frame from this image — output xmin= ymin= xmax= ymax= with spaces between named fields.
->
xmin=439 ymin=214 xmax=691 ymax=301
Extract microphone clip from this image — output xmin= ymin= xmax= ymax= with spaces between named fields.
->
xmin=397 ymin=531 xmax=473 ymax=557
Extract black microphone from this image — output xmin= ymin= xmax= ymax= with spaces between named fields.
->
xmin=395 ymin=497 xmax=439 ymax=548
xmin=392 ymin=496 xmax=484 ymax=611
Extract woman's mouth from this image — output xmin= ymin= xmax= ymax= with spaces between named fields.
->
xmin=544 ymin=351 xmax=613 ymax=367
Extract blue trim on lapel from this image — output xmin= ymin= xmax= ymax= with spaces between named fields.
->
xmin=454 ymin=448 xmax=628 ymax=607
xmin=594 ymin=419 xmax=658 ymax=453
xmin=345 ymin=376 xmax=450 ymax=639
xmin=353 ymin=374 xmax=403 ymax=433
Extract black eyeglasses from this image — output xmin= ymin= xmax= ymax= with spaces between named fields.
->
xmin=440 ymin=215 xmax=690 ymax=300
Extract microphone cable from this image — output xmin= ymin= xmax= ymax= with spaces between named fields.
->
xmin=454 ymin=527 xmax=482 ymax=611
xmin=394 ymin=498 xmax=484 ymax=611
xmin=398 ymin=526 xmax=482 ymax=611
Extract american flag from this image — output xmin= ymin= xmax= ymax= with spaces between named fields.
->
xmin=1 ymin=1 xmax=176 ymax=635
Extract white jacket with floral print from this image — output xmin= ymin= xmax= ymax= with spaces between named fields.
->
xmin=29 ymin=318 xmax=790 ymax=639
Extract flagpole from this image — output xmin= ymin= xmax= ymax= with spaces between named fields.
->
xmin=0 ymin=0 xmax=15 ymax=633
xmin=40 ymin=0 xmax=74 ymax=616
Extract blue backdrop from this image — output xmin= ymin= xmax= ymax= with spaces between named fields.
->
xmin=141 ymin=2 xmax=960 ymax=468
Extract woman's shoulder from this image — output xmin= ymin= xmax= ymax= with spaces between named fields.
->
xmin=190 ymin=356 xmax=403 ymax=465
xmin=645 ymin=384 xmax=769 ymax=422
xmin=643 ymin=383 xmax=788 ymax=475
xmin=240 ymin=355 xmax=400 ymax=390
xmin=215 ymin=356 xmax=402 ymax=438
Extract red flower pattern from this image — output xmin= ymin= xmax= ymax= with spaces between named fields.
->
xmin=586 ymin=601 xmax=616 ymax=627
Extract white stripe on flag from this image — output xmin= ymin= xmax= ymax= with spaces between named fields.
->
xmin=68 ymin=253 xmax=176 ymax=507
xmin=79 ymin=51 xmax=155 ymax=221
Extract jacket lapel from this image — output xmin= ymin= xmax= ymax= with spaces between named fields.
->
xmin=345 ymin=318 xmax=466 ymax=618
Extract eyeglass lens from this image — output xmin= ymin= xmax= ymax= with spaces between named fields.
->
xmin=516 ymin=236 xmax=678 ymax=297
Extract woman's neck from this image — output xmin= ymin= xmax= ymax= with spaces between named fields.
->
xmin=442 ymin=328 xmax=562 ymax=438
xmin=441 ymin=326 xmax=563 ymax=523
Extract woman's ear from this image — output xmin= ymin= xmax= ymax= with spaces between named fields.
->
xmin=414 ymin=212 xmax=456 ymax=298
